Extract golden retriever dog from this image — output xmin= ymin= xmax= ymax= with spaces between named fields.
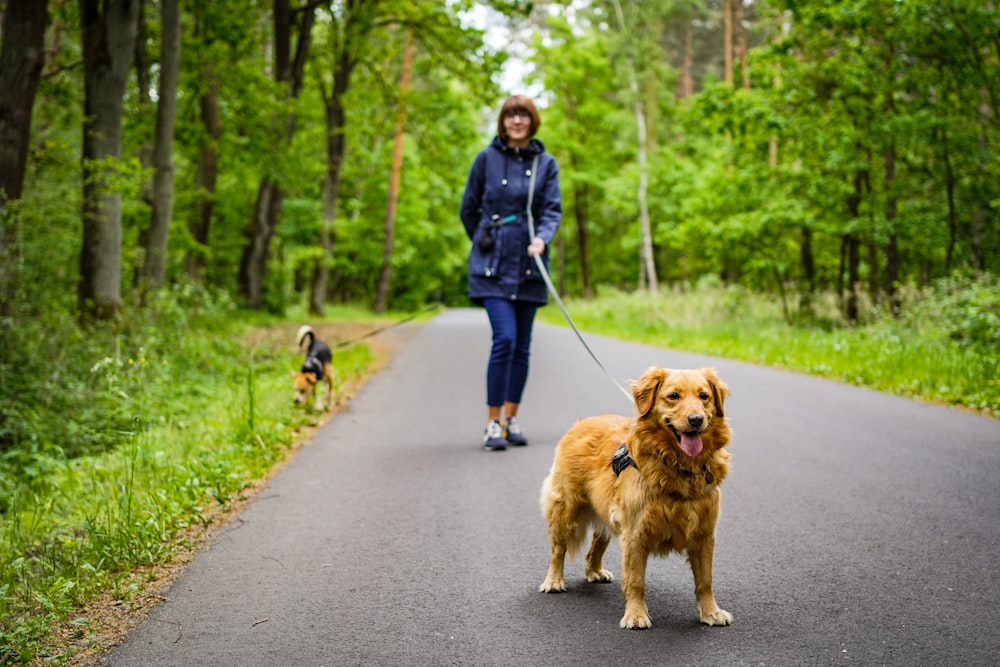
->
xmin=293 ymin=325 xmax=334 ymax=411
xmin=539 ymin=366 xmax=733 ymax=629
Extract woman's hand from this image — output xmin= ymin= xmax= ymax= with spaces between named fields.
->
xmin=527 ymin=237 xmax=546 ymax=257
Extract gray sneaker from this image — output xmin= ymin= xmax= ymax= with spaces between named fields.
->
xmin=483 ymin=419 xmax=507 ymax=450
xmin=503 ymin=417 xmax=528 ymax=445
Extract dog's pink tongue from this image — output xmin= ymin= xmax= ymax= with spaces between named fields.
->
xmin=680 ymin=431 xmax=703 ymax=457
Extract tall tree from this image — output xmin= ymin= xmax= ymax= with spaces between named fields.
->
xmin=0 ymin=0 xmax=49 ymax=316
xmin=609 ymin=0 xmax=658 ymax=293
xmin=374 ymin=26 xmax=414 ymax=314
xmin=239 ymin=0 xmax=318 ymax=310
xmin=309 ymin=0 xmax=376 ymax=316
xmin=138 ymin=0 xmax=181 ymax=294
xmin=78 ymin=0 xmax=140 ymax=320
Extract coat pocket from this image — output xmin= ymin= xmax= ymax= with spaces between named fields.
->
xmin=469 ymin=231 xmax=499 ymax=278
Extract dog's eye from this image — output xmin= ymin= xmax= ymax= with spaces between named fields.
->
xmin=700 ymin=391 xmax=710 ymax=401
xmin=667 ymin=392 xmax=680 ymax=400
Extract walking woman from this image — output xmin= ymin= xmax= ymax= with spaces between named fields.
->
xmin=460 ymin=95 xmax=563 ymax=450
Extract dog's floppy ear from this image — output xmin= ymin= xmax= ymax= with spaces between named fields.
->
xmin=632 ymin=366 xmax=666 ymax=417
xmin=701 ymin=367 xmax=729 ymax=417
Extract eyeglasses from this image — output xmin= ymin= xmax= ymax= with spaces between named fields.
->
xmin=504 ymin=110 xmax=531 ymax=121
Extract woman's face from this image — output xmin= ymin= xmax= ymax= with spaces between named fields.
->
xmin=503 ymin=109 xmax=532 ymax=147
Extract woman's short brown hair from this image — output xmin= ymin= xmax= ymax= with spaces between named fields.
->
xmin=497 ymin=95 xmax=541 ymax=141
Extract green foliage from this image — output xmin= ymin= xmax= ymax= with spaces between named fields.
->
xmin=909 ymin=273 xmax=1000 ymax=350
xmin=540 ymin=285 xmax=1000 ymax=417
xmin=0 ymin=290 xmax=380 ymax=663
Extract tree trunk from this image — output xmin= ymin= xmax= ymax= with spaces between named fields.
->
xmin=941 ymin=129 xmax=956 ymax=274
xmin=843 ymin=169 xmax=866 ymax=323
xmin=573 ymin=182 xmax=593 ymax=298
xmin=735 ymin=0 xmax=748 ymax=89
xmin=309 ymin=2 xmax=380 ymax=313
xmin=800 ymin=224 xmax=815 ymax=295
xmin=310 ymin=45 xmax=360 ymax=315
xmin=239 ymin=0 xmax=315 ymax=310
xmin=679 ymin=22 xmax=693 ymax=98
xmin=139 ymin=0 xmax=181 ymax=295
xmin=185 ymin=68 xmax=221 ymax=281
xmin=723 ymin=0 xmax=733 ymax=86
xmin=239 ymin=179 xmax=283 ymax=310
xmin=0 ymin=0 xmax=49 ymax=316
xmin=79 ymin=0 xmax=140 ymax=321
xmin=610 ymin=0 xmax=657 ymax=294
xmin=884 ymin=138 xmax=900 ymax=316
xmin=375 ymin=28 xmax=414 ymax=314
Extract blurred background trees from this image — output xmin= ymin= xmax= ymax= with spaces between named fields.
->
xmin=0 ymin=0 xmax=995 ymax=321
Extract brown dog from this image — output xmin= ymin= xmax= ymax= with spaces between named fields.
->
xmin=293 ymin=325 xmax=334 ymax=411
xmin=539 ymin=366 xmax=733 ymax=629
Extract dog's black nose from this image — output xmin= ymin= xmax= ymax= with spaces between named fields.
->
xmin=688 ymin=414 xmax=704 ymax=429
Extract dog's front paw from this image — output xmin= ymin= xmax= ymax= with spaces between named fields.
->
xmin=619 ymin=609 xmax=652 ymax=629
xmin=539 ymin=578 xmax=566 ymax=593
xmin=700 ymin=608 xmax=733 ymax=626
xmin=586 ymin=568 xmax=614 ymax=583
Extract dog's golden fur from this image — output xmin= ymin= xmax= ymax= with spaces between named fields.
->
xmin=539 ymin=366 xmax=733 ymax=629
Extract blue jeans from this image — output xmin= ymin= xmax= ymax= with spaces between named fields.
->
xmin=482 ymin=298 xmax=538 ymax=407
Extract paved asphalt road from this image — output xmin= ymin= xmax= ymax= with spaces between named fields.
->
xmin=105 ymin=308 xmax=1000 ymax=667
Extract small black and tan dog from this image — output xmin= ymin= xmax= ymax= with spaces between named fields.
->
xmin=294 ymin=325 xmax=334 ymax=411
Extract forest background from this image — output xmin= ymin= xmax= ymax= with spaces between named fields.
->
xmin=0 ymin=0 xmax=998 ymax=662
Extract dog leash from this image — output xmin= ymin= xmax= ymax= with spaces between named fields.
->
xmin=525 ymin=156 xmax=633 ymax=404
xmin=330 ymin=302 xmax=443 ymax=350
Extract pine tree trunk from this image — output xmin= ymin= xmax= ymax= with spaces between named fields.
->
xmin=79 ymin=0 xmax=140 ymax=321
xmin=375 ymin=29 xmax=414 ymax=314
xmin=0 ymin=0 xmax=48 ymax=316
xmin=723 ymin=0 xmax=733 ymax=86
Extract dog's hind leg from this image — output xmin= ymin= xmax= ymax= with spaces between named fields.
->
xmin=321 ymin=363 xmax=334 ymax=410
xmin=584 ymin=528 xmax=614 ymax=583
xmin=539 ymin=475 xmax=585 ymax=593
xmin=540 ymin=540 xmax=568 ymax=593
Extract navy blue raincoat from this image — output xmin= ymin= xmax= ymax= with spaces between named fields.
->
xmin=460 ymin=136 xmax=562 ymax=305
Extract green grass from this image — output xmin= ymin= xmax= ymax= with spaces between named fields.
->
xmin=0 ymin=289 xmax=393 ymax=665
xmin=539 ymin=285 xmax=1000 ymax=417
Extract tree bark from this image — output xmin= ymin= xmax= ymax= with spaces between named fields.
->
xmin=610 ymin=0 xmax=657 ymax=294
xmin=374 ymin=28 xmax=414 ymax=314
xmin=309 ymin=1 xmax=375 ymax=315
xmin=843 ymin=169 xmax=866 ymax=323
xmin=573 ymin=181 xmax=593 ymax=298
xmin=79 ymin=0 xmax=140 ymax=321
xmin=239 ymin=0 xmax=316 ymax=310
xmin=723 ymin=0 xmax=733 ymax=86
xmin=185 ymin=67 xmax=221 ymax=281
xmin=884 ymin=138 xmax=900 ymax=316
xmin=140 ymin=0 xmax=181 ymax=294
xmin=679 ymin=22 xmax=693 ymax=98
xmin=735 ymin=0 xmax=748 ymax=88
xmin=0 ymin=0 xmax=49 ymax=316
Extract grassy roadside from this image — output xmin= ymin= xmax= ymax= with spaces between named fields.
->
xmin=0 ymin=292 xmax=413 ymax=665
xmin=539 ymin=283 xmax=1000 ymax=417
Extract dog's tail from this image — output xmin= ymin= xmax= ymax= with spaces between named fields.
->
xmin=296 ymin=325 xmax=315 ymax=350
